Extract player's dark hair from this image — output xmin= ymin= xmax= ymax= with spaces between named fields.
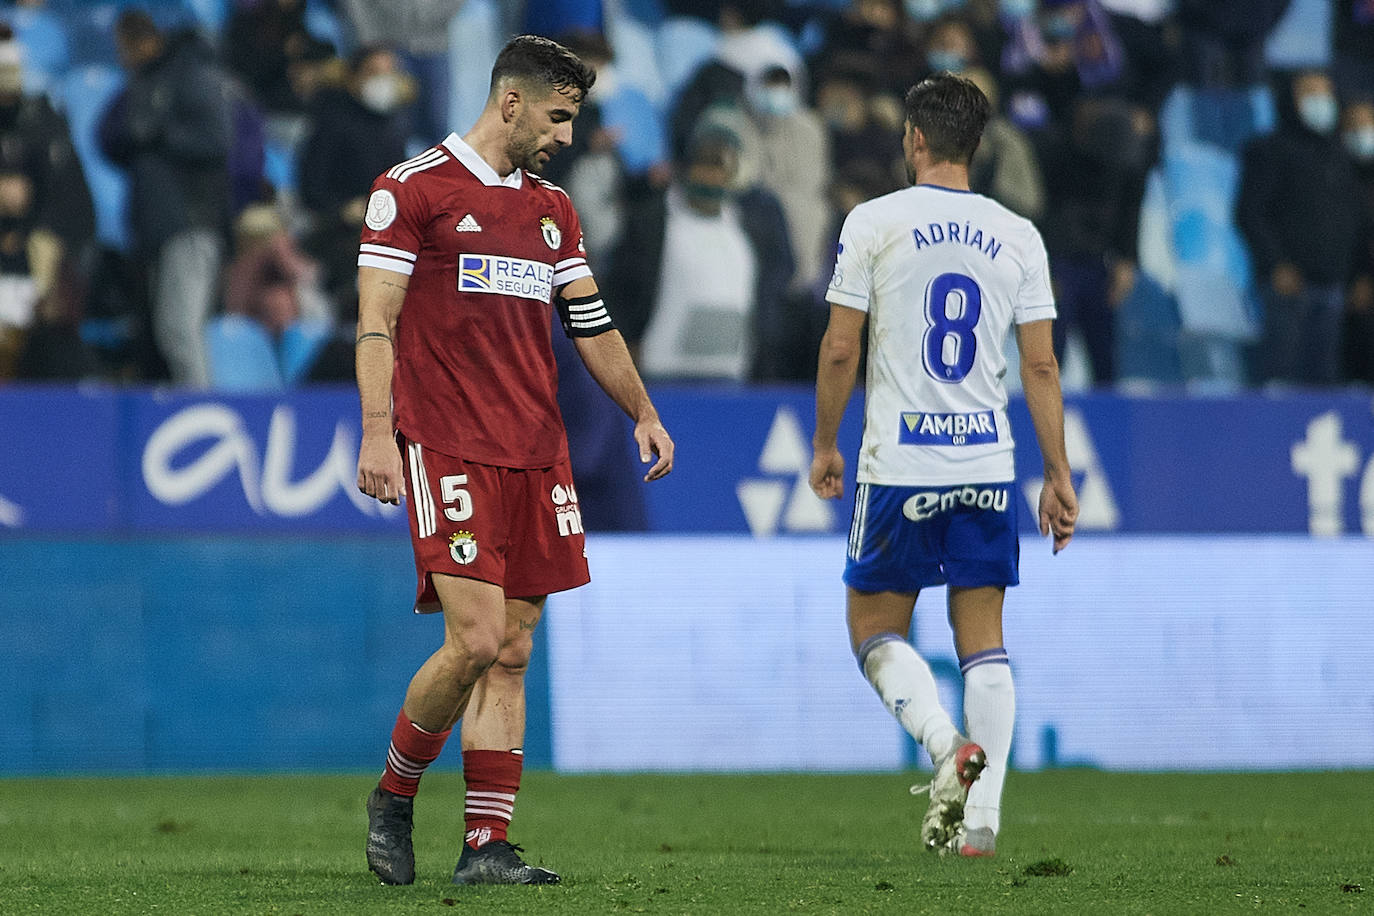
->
xmin=490 ymin=35 xmax=596 ymax=104
xmin=903 ymin=72 xmax=990 ymax=166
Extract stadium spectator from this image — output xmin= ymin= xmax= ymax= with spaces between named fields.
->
xmin=559 ymin=31 xmax=670 ymax=190
xmin=607 ymin=126 xmax=795 ymax=381
xmin=355 ymin=35 xmax=673 ymax=887
xmin=965 ymin=67 xmax=1047 ymax=221
xmin=1174 ymin=0 xmax=1292 ymax=88
xmin=922 ymin=13 xmax=982 ymax=74
xmin=1002 ymin=0 xmax=1127 ymax=92
xmin=0 ymin=24 xmax=94 ymax=380
xmin=297 ymin=44 xmax=411 ymax=322
xmin=221 ymin=202 xmax=329 ymax=338
xmin=807 ymin=0 xmax=926 ymax=99
xmin=4 ymin=0 xmax=67 ymax=97
xmin=1342 ymin=97 xmax=1374 ymax=385
xmin=692 ymin=64 xmax=831 ymax=293
xmin=99 ymin=11 xmax=232 ymax=388
xmin=668 ymin=0 xmax=803 ymax=162
xmin=1236 ymin=70 xmax=1368 ymax=385
xmin=339 ymin=0 xmax=465 ymax=146
xmin=1002 ymin=0 xmax=1156 ymax=385
xmin=811 ymin=71 xmax=1076 ymax=860
xmin=1332 ymin=0 xmax=1374 ymax=103
xmin=715 ymin=0 xmax=803 ymax=80
xmin=1096 ymin=0 xmax=1182 ymax=114
xmin=814 ymin=64 xmax=905 ymax=187
xmin=223 ymin=0 xmax=317 ymax=117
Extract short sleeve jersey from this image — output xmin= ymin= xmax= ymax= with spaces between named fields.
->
xmin=827 ymin=184 xmax=1055 ymax=486
xmin=358 ymin=134 xmax=612 ymax=468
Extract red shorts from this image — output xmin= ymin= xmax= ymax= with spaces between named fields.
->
xmin=399 ymin=435 xmax=590 ymax=612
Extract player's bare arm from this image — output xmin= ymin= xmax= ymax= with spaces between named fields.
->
xmin=560 ymin=276 xmax=674 ymax=482
xmin=810 ymin=303 xmax=866 ymax=500
xmin=1015 ymin=318 xmax=1078 ymax=552
xmin=355 ymin=265 xmax=408 ymax=505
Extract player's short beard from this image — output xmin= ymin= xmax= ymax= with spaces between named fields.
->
xmin=509 ymin=120 xmax=554 ymax=174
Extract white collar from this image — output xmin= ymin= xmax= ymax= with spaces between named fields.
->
xmin=441 ymin=133 xmax=524 ymax=189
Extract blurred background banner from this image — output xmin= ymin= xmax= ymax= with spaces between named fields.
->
xmin=3 ymin=385 xmax=1371 ymax=776
xmin=2 ymin=531 xmax=1369 ymax=775
xmin=1 ymin=385 xmax=1372 ymax=536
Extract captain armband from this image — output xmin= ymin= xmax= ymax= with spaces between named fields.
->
xmin=555 ymin=292 xmax=616 ymax=338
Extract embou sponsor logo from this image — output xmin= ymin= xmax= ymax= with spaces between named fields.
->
xmin=458 ymin=254 xmax=553 ymax=302
xmin=898 ymin=410 xmax=997 ymax=446
xmin=902 ymin=486 xmax=1009 ymax=521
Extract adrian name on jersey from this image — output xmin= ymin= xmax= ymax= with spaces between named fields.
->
xmin=458 ymin=253 xmax=554 ymax=302
xmin=898 ymin=410 xmax=999 ymax=446
xmin=911 ymin=220 xmax=1003 ymax=260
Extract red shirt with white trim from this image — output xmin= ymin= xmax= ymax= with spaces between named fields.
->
xmin=359 ymin=133 xmax=610 ymax=468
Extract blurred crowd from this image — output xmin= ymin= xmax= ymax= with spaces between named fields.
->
xmin=0 ymin=0 xmax=1371 ymax=391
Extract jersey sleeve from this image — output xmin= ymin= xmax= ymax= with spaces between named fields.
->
xmin=356 ymin=173 xmax=425 ymax=277
xmin=826 ymin=208 xmax=874 ymax=313
xmin=551 ymin=193 xmax=614 ymax=337
xmin=551 ymin=193 xmax=593 ymax=288
xmin=1013 ymin=222 xmax=1057 ymax=324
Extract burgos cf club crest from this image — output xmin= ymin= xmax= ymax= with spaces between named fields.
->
xmin=540 ymin=216 xmax=561 ymax=249
xmin=449 ymin=531 xmax=478 ymax=565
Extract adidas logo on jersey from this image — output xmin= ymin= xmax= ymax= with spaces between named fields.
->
xmin=455 ymin=214 xmax=482 ymax=232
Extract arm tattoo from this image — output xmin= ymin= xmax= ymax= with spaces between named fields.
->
xmin=364 ymin=410 xmax=389 ymax=420
xmin=356 ymin=332 xmax=393 ymax=345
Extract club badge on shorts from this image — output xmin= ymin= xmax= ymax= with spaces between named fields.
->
xmin=449 ymin=531 xmax=478 ymax=565
xmin=540 ymin=216 xmax=561 ymax=249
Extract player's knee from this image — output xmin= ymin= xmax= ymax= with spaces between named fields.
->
xmin=492 ymin=633 xmax=533 ymax=677
xmin=438 ymin=631 xmax=502 ymax=679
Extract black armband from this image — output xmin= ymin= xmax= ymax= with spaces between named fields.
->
xmin=555 ymin=291 xmax=617 ymax=338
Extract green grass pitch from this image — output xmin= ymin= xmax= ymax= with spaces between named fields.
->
xmin=2 ymin=770 xmax=1370 ymax=914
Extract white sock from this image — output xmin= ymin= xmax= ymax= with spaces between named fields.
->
xmin=961 ymin=649 xmax=1014 ymax=834
xmin=859 ymin=634 xmax=959 ymax=765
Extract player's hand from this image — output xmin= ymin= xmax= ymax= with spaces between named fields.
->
xmin=1038 ymin=475 xmax=1078 ymax=554
xmin=357 ymin=433 xmax=406 ymax=505
xmin=809 ymin=447 xmax=845 ymax=500
xmin=635 ymin=418 xmax=674 ymax=482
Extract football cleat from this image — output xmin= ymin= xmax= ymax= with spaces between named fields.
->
xmin=451 ymin=840 xmax=561 ymax=885
xmin=911 ymin=738 xmax=987 ymax=853
xmin=956 ymin=826 xmax=997 ymax=858
xmin=366 ymin=787 xmax=416 ymax=885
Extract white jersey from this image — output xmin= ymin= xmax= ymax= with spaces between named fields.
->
xmin=827 ymin=184 xmax=1055 ymax=486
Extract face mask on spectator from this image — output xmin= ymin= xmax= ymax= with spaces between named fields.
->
xmin=1042 ymin=13 xmax=1076 ymax=42
xmin=683 ymin=180 xmax=731 ymax=216
xmin=1000 ymin=0 xmax=1036 ymax=20
xmin=1297 ymin=92 xmax=1338 ymax=134
xmin=905 ymin=0 xmax=944 ymax=22
xmin=926 ymin=50 xmax=968 ymax=73
xmin=1345 ymin=125 xmax=1374 ymax=162
xmin=360 ymin=73 xmax=403 ymax=115
xmin=752 ymin=85 xmax=797 ymax=119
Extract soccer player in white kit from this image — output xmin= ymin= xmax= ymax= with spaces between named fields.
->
xmin=810 ymin=73 xmax=1078 ymax=858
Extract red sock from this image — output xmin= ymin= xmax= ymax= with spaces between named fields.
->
xmin=378 ymin=710 xmax=451 ymax=797
xmin=463 ymin=749 xmax=523 ymax=848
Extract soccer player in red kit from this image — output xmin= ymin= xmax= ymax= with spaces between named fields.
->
xmin=354 ymin=35 xmax=674 ymax=886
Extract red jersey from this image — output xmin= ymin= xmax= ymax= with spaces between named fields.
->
xmin=358 ymin=133 xmax=609 ymax=468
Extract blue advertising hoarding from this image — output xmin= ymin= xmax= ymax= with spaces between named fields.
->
xmin=0 ymin=385 xmax=1371 ymax=536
